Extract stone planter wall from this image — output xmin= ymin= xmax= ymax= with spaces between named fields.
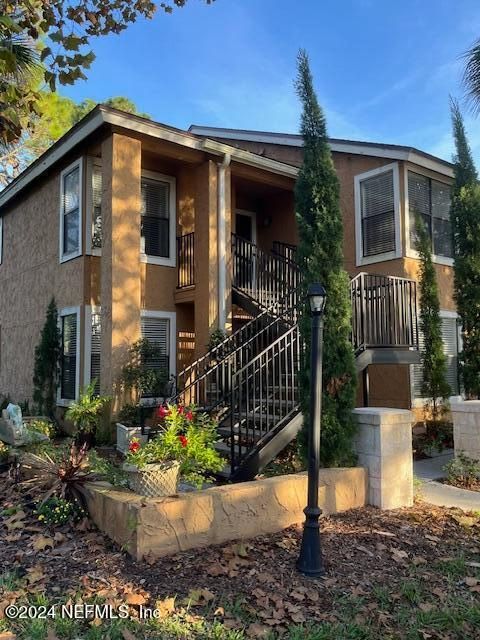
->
xmin=353 ymin=407 xmax=414 ymax=510
xmin=451 ymin=400 xmax=480 ymax=461
xmin=84 ymin=467 xmax=367 ymax=560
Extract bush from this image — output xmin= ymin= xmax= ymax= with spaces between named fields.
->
xmin=0 ymin=441 xmax=9 ymax=461
xmin=36 ymin=497 xmax=86 ymax=526
xmin=444 ymin=453 xmax=480 ymax=490
xmin=27 ymin=419 xmax=55 ymax=439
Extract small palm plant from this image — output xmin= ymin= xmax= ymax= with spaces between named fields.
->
xmin=65 ymin=381 xmax=110 ymax=448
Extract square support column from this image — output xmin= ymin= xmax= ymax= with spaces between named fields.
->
xmin=100 ymin=134 xmax=142 ymax=402
xmin=353 ymin=408 xmax=414 ymax=509
xmin=194 ymin=160 xmax=218 ymax=359
xmin=451 ymin=401 xmax=480 ymax=460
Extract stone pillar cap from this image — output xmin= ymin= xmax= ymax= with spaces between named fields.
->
xmin=450 ymin=400 xmax=480 ymax=413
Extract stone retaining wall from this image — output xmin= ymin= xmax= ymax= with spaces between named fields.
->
xmin=84 ymin=467 xmax=367 ymax=560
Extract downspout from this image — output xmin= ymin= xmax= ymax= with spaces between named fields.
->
xmin=217 ymin=153 xmax=231 ymax=331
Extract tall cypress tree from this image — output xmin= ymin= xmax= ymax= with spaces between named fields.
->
xmin=33 ymin=297 xmax=61 ymax=416
xmin=451 ymin=99 xmax=480 ymax=398
xmin=295 ymin=50 xmax=357 ymax=466
xmin=415 ymin=216 xmax=451 ymax=419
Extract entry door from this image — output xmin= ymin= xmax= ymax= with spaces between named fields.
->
xmin=235 ymin=210 xmax=257 ymax=293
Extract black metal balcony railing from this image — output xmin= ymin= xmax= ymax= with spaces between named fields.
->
xmin=350 ymin=272 xmax=419 ymax=354
xmin=177 ymin=232 xmax=195 ymax=288
xmin=232 ymin=234 xmax=300 ymax=310
xmin=272 ymin=240 xmax=297 ymax=264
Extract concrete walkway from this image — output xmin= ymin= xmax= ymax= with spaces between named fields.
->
xmin=414 ymin=450 xmax=480 ymax=512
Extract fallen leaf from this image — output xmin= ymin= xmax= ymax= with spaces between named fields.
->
xmin=246 ymin=622 xmax=270 ymax=638
xmin=418 ymin=603 xmax=434 ymax=613
xmin=125 ymin=592 xmax=146 ymax=606
xmin=465 ymin=577 xmax=479 ymax=587
xmin=32 ymin=535 xmax=55 ymax=551
xmin=0 ymin=632 xmax=17 ymax=640
xmin=155 ymin=596 xmax=175 ymax=619
xmin=121 ymin=630 xmax=136 ymax=640
xmin=46 ymin=628 xmax=60 ymax=640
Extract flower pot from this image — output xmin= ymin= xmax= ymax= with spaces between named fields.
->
xmin=122 ymin=461 xmax=180 ymax=498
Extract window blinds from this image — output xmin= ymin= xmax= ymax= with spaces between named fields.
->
xmin=91 ymin=164 xmax=102 ymax=249
xmin=62 ymin=166 xmax=80 ymax=255
xmin=360 ymin=170 xmax=396 ymax=257
xmin=90 ymin=311 xmax=101 ymax=395
xmin=412 ymin=316 xmax=459 ymax=398
xmin=408 ymin=172 xmax=452 ymax=258
xmin=141 ymin=178 xmax=170 ymax=258
xmin=61 ymin=313 xmax=77 ymax=400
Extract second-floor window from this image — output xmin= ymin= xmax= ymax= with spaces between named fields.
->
xmin=354 ymin=163 xmax=400 ymax=265
xmin=141 ymin=173 xmax=175 ymax=265
xmin=60 ymin=159 xmax=82 ymax=262
xmin=408 ymin=172 xmax=452 ymax=260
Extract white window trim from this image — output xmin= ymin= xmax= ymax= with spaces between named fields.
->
xmin=0 ymin=216 xmax=3 ymax=265
xmin=404 ymin=165 xmax=454 ymax=267
xmin=84 ymin=305 xmax=101 ymax=387
xmin=85 ymin=157 xmax=102 ymax=257
xmin=140 ymin=309 xmax=176 ymax=405
xmin=59 ymin=158 xmax=83 ymax=264
xmin=354 ymin=162 xmax=402 ymax=267
xmin=57 ymin=306 xmax=81 ymax=407
xmin=410 ymin=309 xmax=462 ymax=407
xmin=140 ymin=170 xmax=176 ymax=268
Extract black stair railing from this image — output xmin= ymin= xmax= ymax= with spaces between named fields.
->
xmin=350 ymin=272 xmax=419 ymax=354
xmin=177 ymin=232 xmax=195 ymax=288
xmin=173 ymin=287 xmax=300 ymax=409
xmin=232 ymin=234 xmax=300 ymax=310
xmin=272 ymin=240 xmax=297 ymax=264
xmin=229 ymin=324 xmax=301 ymax=477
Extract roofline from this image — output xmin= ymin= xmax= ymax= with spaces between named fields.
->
xmin=0 ymin=107 xmax=297 ymax=210
xmin=188 ymin=125 xmax=454 ymax=178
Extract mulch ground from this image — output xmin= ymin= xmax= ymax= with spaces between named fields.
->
xmin=1 ymin=469 xmax=480 ymax=639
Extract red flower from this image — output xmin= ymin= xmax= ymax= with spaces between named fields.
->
xmin=129 ymin=440 xmax=141 ymax=453
xmin=186 ymin=411 xmax=194 ymax=421
xmin=178 ymin=435 xmax=188 ymax=448
xmin=156 ymin=406 xmax=170 ymax=419
xmin=178 ymin=406 xmax=184 ymax=415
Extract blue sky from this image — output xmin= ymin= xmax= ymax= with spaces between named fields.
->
xmin=61 ymin=0 xmax=480 ymax=163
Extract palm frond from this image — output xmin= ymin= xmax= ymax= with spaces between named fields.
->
xmin=462 ymin=39 xmax=480 ymax=114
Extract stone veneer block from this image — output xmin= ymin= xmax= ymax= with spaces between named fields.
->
xmin=353 ymin=407 xmax=414 ymax=510
xmin=451 ymin=401 xmax=480 ymax=461
xmin=83 ymin=467 xmax=367 ymax=560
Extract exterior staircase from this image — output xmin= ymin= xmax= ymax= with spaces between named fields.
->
xmin=173 ymin=236 xmax=419 ymax=482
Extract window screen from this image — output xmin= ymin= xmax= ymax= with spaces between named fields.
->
xmin=140 ymin=316 xmax=170 ymax=397
xmin=360 ymin=170 xmax=396 ymax=257
xmin=141 ymin=178 xmax=170 ymax=258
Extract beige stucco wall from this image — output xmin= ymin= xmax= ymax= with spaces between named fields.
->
xmin=85 ymin=466 xmax=367 ymax=560
xmin=0 ymin=167 xmax=86 ymax=405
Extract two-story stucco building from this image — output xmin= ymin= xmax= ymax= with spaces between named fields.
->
xmin=0 ymin=106 xmax=459 ymax=478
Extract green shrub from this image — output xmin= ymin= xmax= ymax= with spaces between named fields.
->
xmin=27 ymin=419 xmax=55 ymax=439
xmin=0 ymin=441 xmax=9 ymax=462
xmin=444 ymin=453 xmax=480 ymax=490
xmin=36 ymin=497 xmax=86 ymax=526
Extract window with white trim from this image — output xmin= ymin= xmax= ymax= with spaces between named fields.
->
xmin=408 ymin=172 xmax=452 ymax=260
xmin=60 ymin=160 xmax=82 ymax=261
xmin=140 ymin=173 xmax=175 ymax=266
xmin=59 ymin=310 xmax=79 ymax=402
xmin=140 ymin=313 xmax=174 ymax=398
xmin=90 ymin=309 xmax=101 ymax=395
xmin=91 ymin=163 xmax=102 ymax=250
xmin=354 ymin=164 xmax=400 ymax=265
xmin=412 ymin=313 xmax=459 ymax=399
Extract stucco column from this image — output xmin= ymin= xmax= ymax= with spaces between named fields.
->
xmin=353 ymin=408 xmax=414 ymax=509
xmin=194 ymin=160 xmax=218 ymax=359
xmin=451 ymin=401 xmax=480 ymax=460
xmin=100 ymin=134 xmax=142 ymax=401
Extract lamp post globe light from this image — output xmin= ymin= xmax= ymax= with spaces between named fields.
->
xmin=297 ymin=283 xmax=327 ymax=577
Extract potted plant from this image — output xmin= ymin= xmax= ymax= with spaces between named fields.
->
xmin=65 ymin=381 xmax=110 ymax=449
xmin=123 ymin=404 xmax=223 ymax=497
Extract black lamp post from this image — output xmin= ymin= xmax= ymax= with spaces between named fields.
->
xmin=297 ymin=282 xmax=327 ymax=578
